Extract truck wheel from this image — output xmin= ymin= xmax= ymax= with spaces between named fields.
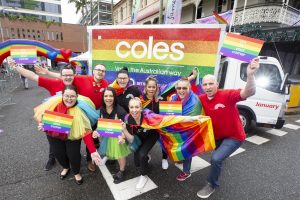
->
xmin=239 ymin=110 xmax=251 ymax=132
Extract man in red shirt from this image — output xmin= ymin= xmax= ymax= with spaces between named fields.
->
xmin=197 ymin=59 xmax=259 ymax=199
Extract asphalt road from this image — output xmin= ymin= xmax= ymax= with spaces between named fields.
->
xmin=0 ymin=81 xmax=299 ymax=200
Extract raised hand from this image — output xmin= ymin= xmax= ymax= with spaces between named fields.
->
xmin=34 ymin=63 xmax=49 ymax=75
xmin=247 ymin=58 xmax=259 ymax=77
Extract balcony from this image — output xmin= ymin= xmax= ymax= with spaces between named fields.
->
xmin=234 ymin=3 xmax=300 ymax=26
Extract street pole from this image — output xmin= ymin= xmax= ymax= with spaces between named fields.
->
xmin=229 ymin=0 xmax=238 ymax=32
xmin=0 ymin=8 xmax=7 ymax=42
xmin=159 ymin=0 xmax=163 ymax=24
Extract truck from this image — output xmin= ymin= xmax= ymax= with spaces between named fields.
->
xmin=216 ymin=56 xmax=290 ymax=131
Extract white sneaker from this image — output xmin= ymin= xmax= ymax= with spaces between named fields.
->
xmin=147 ymin=154 xmax=151 ymax=164
xmin=136 ymin=175 xmax=148 ymax=190
xmin=100 ymin=156 xmax=108 ymax=166
xmin=162 ymin=159 xmax=169 ymax=170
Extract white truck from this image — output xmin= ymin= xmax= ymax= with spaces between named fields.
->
xmin=216 ymin=56 xmax=290 ymax=131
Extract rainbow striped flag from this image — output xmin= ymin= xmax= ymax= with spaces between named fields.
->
xmin=10 ymin=45 xmax=37 ymax=64
xmin=140 ymin=109 xmax=215 ymax=161
xmin=220 ymin=33 xmax=264 ymax=62
xmin=159 ymin=101 xmax=182 ymax=115
xmin=97 ymin=118 xmax=122 ymax=138
xmin=213 ymin=11 xmax=228 ymax=24
xmin=42 ymin=110 xmax=73 ymax=134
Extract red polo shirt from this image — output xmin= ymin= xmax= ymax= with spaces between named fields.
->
xmin=38 ymin=76 xmax=64 ymax=96
xmin=73 ymin=76 xmax=108 ymax=109
xmin=199 ymin=89 xmax=246 ymax=141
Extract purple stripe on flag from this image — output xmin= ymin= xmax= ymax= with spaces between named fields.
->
xmin=97 ymin=130 xmax=121 ymax=138
xmin=43 ymin=124 xmax=70 ymax=134
xmin=220 ymin=47 xmax=256 ymax=62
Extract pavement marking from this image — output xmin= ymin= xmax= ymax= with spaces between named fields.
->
xmin=296 ymin=120 xmax=300 ymax=123
xmin=175 ymin=156 xmax=210 ymax=173
xmin=266 ymin=129 xmax=288 ymax=137
xmin=245 ymin=135 xmax=270 ymax=145
xmin=229 ymin=147 xmax=245 ymax=157
xmin=283 ymin=123 xmax=300 ymax=130
xmin=98 ymin=165 xmax=157 ymax=200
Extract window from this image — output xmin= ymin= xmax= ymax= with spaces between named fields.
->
xmin=197 ymin=1 xmax=203 ymax=19
xmin=41 ymin=31 xmax=45 ymax=40
xmin=11 ymin=28 xmax=15 ymax=38
xmin=216 ymin=0 xmax=223 ymax=13
xmin=32 ymin=30 xmax=36 ymax=39
xmin=22 ymin=29 xmax=26 ymax=38
xmin=37 ymin=30 xmax=41 ymax=40
xmin=27 ymin=29 xmax=31 ymax=38
xmin=120 ymin=7 xmax=123 ymax=20
xmin=47 ymin=31 xmax=50 ymax=40
xmin=56 ymin=32 xmax=59 ymax=40
xmin=240 ymin=63 xmax=282 ymax=93
xmin=60 ymin=32 xmax=63 ymax=41
xmin=52 ymin=32 xmax=55 ymax=40
xmin=217 ymin=61 xmax=228 ymax=89
xmin=17 ymin=28 xmax=20 ymax=38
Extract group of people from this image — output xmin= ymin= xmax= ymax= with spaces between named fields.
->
xmin=9 ymin=58 xmax=259 ymax=198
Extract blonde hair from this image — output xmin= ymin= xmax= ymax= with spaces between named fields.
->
xmin=129 ymin=97 xmax=142 ymax=108
xmin=176 ymin=77 xmax=191 ymax=88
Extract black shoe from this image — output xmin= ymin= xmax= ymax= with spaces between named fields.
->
xmin=75 ymin=177 xmax=83 ymax=185
xmin=113 ymin=170 xmax=124 ymax=184
xmin=60 ymin=169 xmax=70 ymax=180
xmin=44 ymin=159 xmax=56 ymax=171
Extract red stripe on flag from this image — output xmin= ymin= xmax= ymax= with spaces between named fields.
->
xmin=227 ymin=33 xmax=265 ymax=44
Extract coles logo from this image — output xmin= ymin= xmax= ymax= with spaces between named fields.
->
xmin=115 ymin=36 xmax=185 ymax=61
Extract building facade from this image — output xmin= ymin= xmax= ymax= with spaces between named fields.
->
xmin=113 ymin=0 xmax=300 ymax=27
xmin=0 ymin=0 xmax=62 ymax=22
xmin=80 ymin=0 xmax=113 ymax=26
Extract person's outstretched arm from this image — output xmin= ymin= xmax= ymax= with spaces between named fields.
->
xmin=240 ymin=58 xmax=260 ymax=99
xmin=34 ymin=64 xmax=61 ymax=79
xmin=9 ymin=61 xmax=39 ymax=82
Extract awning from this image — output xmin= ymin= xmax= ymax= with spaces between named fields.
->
xmin=69 ymin=51 xmax=91 ymax=61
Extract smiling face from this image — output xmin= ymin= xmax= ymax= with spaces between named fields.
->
xmin=202 ymin=75 xmax=219 ymax=98
xmin=62 ymin=89 xmax=77 ymax=108
xmin=61 ymin=69 xmax=75 ymax=86
xmin=175 ymin=80 xmax=190 ymax=100
xmin=103 ymin=90 xmax=114 ymax=108
xmin=93 ymin=64 xmax=106 ymax=82
xmin=117 ymin=72 xmax=129 ymax=88
xmin=129 ymin=98 xmax=142 ymax=121
xmin=145 ymin=80 xmax=157 ymax=99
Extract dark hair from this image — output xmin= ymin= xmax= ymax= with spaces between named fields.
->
xmin=60 ymin=64 xmax=75 ymax=75
xmin=102 ymin=87 xmax=117 ymax=110
xmin=117 ymin=67 xmax=129 ymax=77
xmin=144 ymin=75 xmax=159 ymax=96
xmin=62 ymin=85 xmax=78 ymax=95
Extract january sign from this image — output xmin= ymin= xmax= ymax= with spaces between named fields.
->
xmin=89 ymin=24 xmax=226 ymax=86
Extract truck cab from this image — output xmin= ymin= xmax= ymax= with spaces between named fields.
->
xmin=216 ymin=56 xmax=290 ymax=132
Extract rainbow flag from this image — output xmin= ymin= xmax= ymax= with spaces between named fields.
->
xmin=220 ymin=33 xmax=264 ymax=62
xmin=10 ymin=45 xmax=37 ymax=64
xmin=140 ymin=109 xmax=215 ymax=161
xmin=97 ymin=118 xmax=122 ymax=138
xmin=42 ymin=110 xmax=73 ymax=134
xmin=213 ymin=11 xmax=228 ymax=24
xmin=159 ymin=101 xmax=182 ymax=115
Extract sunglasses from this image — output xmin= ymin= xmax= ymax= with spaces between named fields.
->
xmin=176 ymin=87 xmax=188 ymax=90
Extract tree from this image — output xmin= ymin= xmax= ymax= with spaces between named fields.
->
xmin=68 ymin=0 xmax=89 ymax=16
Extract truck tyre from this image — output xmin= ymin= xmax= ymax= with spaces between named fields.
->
xmin=239 ymin=110 xmax=251 ymax=132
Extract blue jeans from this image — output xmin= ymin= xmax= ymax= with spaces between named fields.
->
xmin=183 ymin=157 xmax=192 ymax=174
xmin=208 ymin=138 xmax=242 ymax=188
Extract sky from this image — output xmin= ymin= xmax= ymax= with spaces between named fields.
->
xmin=61 ymin=1 xmax=82 ymax=24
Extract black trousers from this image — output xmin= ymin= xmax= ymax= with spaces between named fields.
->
xmin=46 ymin=134 xmax=55 ymax=160
xmin=135 ymin=131 xmax=159 ymax=176
xmin=47 ymin=135 xmax=82 ymax=175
